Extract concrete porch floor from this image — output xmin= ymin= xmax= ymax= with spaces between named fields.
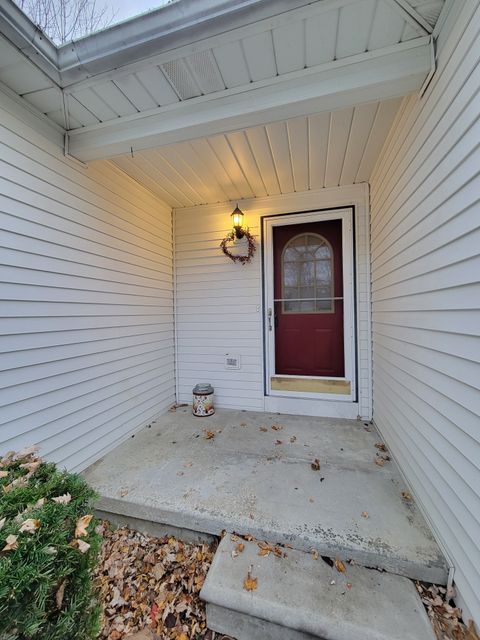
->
xmin=83 ymin=408 xmax=447 ymax=584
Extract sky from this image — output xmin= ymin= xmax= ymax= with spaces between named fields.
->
xmin=106 ymin=0 xmax=172 ymax=26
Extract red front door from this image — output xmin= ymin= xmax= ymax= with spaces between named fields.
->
xmin=273 ymin=219 xmax=344 ymax=377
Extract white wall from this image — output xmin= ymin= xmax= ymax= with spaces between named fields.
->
xmin=0 ymin=99 xmax=175 ymax=472
xmin=370 ymin=2 xmax=480 ymax=625
xmin=174 ymin=185 xmax=372 ymax=420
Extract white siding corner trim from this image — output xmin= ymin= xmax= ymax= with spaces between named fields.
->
xmin=174 ymin=183 xmax=372 ymax=420
xmin=0 ymin=100 xmax=175 ymax=472
xmin=370 ymin=2 xmax=480 ymax=625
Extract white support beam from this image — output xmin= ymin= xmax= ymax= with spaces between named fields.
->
xmin=68 ymin=38 xmax=433 ymax=162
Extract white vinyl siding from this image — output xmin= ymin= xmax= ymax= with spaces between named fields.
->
xmin=370 ymin=3 xmax=480 ymax=624
xmin=0 ymin=103 xmax=174 ymax=472
xmin=174 ymin=185 xmax=372 ymax=419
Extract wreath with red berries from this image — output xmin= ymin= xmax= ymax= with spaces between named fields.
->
xmin=220 ymin=229 xmax=256 ymax=265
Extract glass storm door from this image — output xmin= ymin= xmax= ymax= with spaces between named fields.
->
xmin=272 ymin=219 xmax=344 ymax=377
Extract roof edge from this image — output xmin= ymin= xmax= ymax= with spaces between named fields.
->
xmin=57 ymin=0 xmax=313 ymax=85
xmin=0 ymin=0 xmax=60 ymax=83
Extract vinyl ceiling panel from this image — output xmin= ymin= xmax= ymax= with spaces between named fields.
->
xmin=110 ymin=98 xmax=403 ymax=208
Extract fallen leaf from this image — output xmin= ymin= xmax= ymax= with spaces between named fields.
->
xmin=374 ymin=457 xmax=386 ymax=467
xmin=76 ymin=539 xmax=90 ymax=554
xmin=151 ymin=562 xmax=165 ymax=580
xmin=311 ymin=458 xmax=321 ymax=471
xmin=243 ymin=566 xmax=258 ymax=591
xmin=275 ymin=439 xmax=283 ymax=445
xmin=467 ymin=620 xmax=480 ymax=640
xmin=33 ymin=498 xmax=45 ymax=508
xmin=52 ymin=493 xmax=72 ymax=504
xmin=290 ymin=436 xmax=297 ymax=443
xmin=56 ymin=580 xmax=67 ymax=609
xmin=19 ymin=461 xmax=41 ymax=474
xmin=0 ymin=470 xmax=8 ymax=478
xmin=2 ymin=534 xmax=18 ymax=551
xmin=346 ymin=582 xmax=353 ymax=589
xmin=15 ymin=445 xmax=39 ymax=460
xmin=240 ymin=422 xmax=247 ymax=427
xmin=374 ymin=443 xmax=388 ymax=452
xmin=259 ymin=427 xmax=268 ymax=432
xmin=236 ymin=543 xmax=245 ymax=554
xmin=75 ymin=514 xmax=93 ymax=538
xmin=361 ymin=511 xmax=369 ymax=518
xmin=311 ymin=549 xmax=319 ymax=560
xmin=150 ymin=602 xmax=159 ymax=624
xmin=258 ymin=547 xmax=270 ymax=556
xmin=230 ymin=534 xmax=239 ymax=542
xmin=19 ymin=518 xmax=40 ymax=534
xmin=204 ymin=430 xmax=216 ymax=440
xmin=401 ymin=491 xmax=413 ymax=502
xmin=334 ymin=558 xmax=346 ymax=573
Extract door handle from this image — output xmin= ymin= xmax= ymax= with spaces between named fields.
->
xmin=267 ymin=307 xmax=273 ymax=331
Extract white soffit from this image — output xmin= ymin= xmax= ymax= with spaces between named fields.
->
xmin=108 ymin=98 xmax=402 ymax=208
xmin=64 ymin=0 xmax=434 ymax=129
xmin=0 ymin=0 xmax=445 ymax=161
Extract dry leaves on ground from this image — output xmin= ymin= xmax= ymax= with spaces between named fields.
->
xmin=334 ymin=558 xmax=346 ymax=573
xmin=311 ymin=458 xmax=321 ymax=471
xmin=374 ymin=454 xmax=390 ymax=467
xmin=417 ymin=582 xmax=480 ymax=640
xmin=95 ymin=525 xmax=234 ymax=640
xmin=243 ymin=566 xmax=257 ymax=591
xmin=257 ymin=541 xmax=285 ymax=558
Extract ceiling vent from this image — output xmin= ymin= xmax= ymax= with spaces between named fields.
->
xmin=161 ymin=59 xmax=201 ymax=100
xmin=185 ymin=50 xmax=225 ymax=94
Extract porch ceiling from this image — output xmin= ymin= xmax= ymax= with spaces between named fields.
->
xmin=0 ymin=0 xmax=445 ymax=163
xmin=108 ymin=99 xmax=401 ymax=208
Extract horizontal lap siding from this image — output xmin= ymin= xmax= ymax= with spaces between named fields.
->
xmin=174 ymin=210 xmax=264 ymax=410
xmin=370 ymin=4 xmax=480 ymax=624
xmin=174 ymin=186 xmax=372 ymax=418
xmin=0 ymin=105 xmax=174 ymax=472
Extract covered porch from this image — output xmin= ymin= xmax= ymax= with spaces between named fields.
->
xmin=84 ymin=407 xmax=446 ymax=584
xmin=0 ymin=0 xmax=478 ymax=633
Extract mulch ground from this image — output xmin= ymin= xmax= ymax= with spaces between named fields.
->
xmin=94 ymin=523 xmax=234 ymax=640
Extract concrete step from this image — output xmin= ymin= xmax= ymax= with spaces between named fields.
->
xmin=201 ymin=536 xmax=436 ymax=640
xmin=84 ymin=409 xmax=448 ymax=584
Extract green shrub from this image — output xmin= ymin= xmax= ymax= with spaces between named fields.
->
xmin=0 ymin=447 xmax=102 ymax=640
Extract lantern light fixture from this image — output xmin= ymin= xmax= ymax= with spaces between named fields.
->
xmin=231 ymin=205 xmax=245 ymax=239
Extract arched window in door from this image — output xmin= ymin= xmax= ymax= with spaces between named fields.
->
xmin=282 ymin=233 xmax=334 ymax=313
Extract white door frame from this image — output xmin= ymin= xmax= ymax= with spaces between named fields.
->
xmin=263 ymin=207 xmax=356 ymax=403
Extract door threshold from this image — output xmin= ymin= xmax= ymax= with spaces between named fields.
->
xmin=271 ymin=376 xmax=351 ymax=395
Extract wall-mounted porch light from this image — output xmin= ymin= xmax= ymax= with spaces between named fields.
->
xmin=231 ymin=205 xmax=245 ymax=239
